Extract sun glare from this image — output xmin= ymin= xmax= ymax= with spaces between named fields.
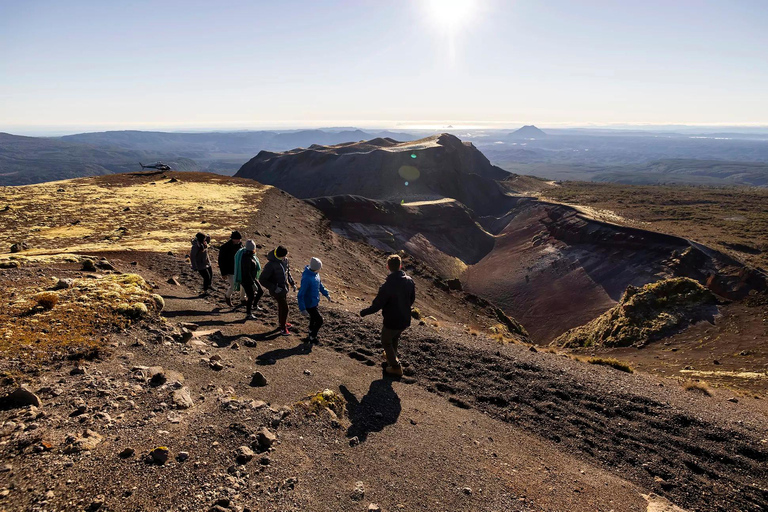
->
xmin=427 ymin=0 xmax=476 ymax=32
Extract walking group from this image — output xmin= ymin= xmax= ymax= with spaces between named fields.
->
xmin=190 ymin=231 xmax=416 ymax=376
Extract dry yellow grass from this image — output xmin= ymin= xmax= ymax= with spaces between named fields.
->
xmin=682 ymin=379 xmax=713 ymax=396
xmin=0 ymin=174 xmax=269 ymax=256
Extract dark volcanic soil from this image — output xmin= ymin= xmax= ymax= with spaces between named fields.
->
xmin=3 ymin=252 xmax=765 ymax=511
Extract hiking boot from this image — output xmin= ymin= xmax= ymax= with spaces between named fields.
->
xmin=245 ymin=313 xmax=256 ymax=320
xmin=255 ymin=305 xmax=264 ymax=312
xmin=285 ymin=322 xmax=293 ymax=329
xmin=384 ymin=365 xmax=403 ymax=377
xmin=280 ymin=328 xmax=291 ymax=336
xmin=225 ymin=296 xmax=232 ymax=307
xmin=310 ymin=335 xmax=319 ymax=344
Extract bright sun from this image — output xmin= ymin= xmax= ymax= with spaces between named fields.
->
xmin=427 ymin=0 xmax=476 ymax=32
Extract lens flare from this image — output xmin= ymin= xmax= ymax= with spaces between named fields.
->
xmin=398 ymin=165 xmax=421 ymax=181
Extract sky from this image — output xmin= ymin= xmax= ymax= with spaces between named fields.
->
xmin=1 ymin=0 xmax=767 ymax=134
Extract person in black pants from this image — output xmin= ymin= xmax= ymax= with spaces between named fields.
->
xmin=238 ymin=240 xmax=263 ymax=320
xmin=298 ymin=257 xmax=331 ymax=343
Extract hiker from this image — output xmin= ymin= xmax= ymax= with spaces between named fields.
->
xmin=360 ymin=254 xmax=416 ymax=377
xmin=190 ymin=232 xmax=213 ymax=294
xmin=259 ymin=245 xmax=297 ymax=336
xmin=297 ymin=257 xmax=332 ymax=343
xmin=218 ymin=230 xmax=245 ymax=307
xmin=234 ymin=239 xmax=263 ymax=320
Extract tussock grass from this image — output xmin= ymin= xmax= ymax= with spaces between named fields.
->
xmin=586 ymin=357 xmax=634 ymax=373
xmin=682 ymin=379 xmax=713 ymax=396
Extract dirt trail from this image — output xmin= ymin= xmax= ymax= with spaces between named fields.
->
xmin=156 ymin=282 xmax=647 ymax=511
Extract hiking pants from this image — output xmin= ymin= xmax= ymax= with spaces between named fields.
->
xmin=224 ymin=274 xmax=245 ymax=301
xmin=242 ymin=280 xmax=263 ymax=314
xmin=198 ymin=267 xmax=213 ymax=291
xmin=307 ymin=307 xmax=323 ymax=337
xmin=381 ymin=327 xmax=404 ymax=368
xmin=271 ymin=291 xmax=289 ymax=329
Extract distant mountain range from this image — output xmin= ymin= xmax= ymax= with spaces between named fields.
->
xmin=0 ymin=132 xmax=198 ymax=186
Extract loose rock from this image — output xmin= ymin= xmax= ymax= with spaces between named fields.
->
xmin=250 ymin=371 xmax=268 ymax=387
xmin=149 ymin=446 xmax=170 ymax=465
xmin=172 ymin=387 xmax=194 ymax=409
xmin=351 ymin=481 xmax=366 ymax=501
xmin=235 ymin=445 xmax=254 ymax=464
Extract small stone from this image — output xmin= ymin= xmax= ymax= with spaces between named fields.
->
xmin=86 ymin=496 xmax=104 ymax=511
xmin=63 ymin=429 xmax=103 ymax=453
xmin=255 ymin=427 xmax=277 ymax=451
xmin=209 ymin=354 xmax=222 ymax=362
xmin=53 ymin=278 xmax=74 ymax=290
xmin=150 ymin=446 xmax=170 ymax=465
xmin=231 ymin=342 xmax=240 ymax=350
xmin=259 ymin=455 xmax=271 ymax=466
xmin=462 ymin=487 xmax=472 ymax=495
xmin=250 ymin=400 xmax=267 ymax=409
xmin=351 ymin=481 xmax=365 ymax=501
xmin=172 ymin=387 xmax=194 ymax=409
xmin=728 ymin=397 xmax=739 ymax=403
xmin=119 ymin=447 xmax=135 ymax=458
xmin=368 ymin=504 xmax=382 ymax=512
xmin=303 ymin=369 xmax=312 ymax=376
xmin=177 ymin=451 xmax=190 ymax=462
xmin=214 ymin=498 xmax=231 ymax=508
xmin=250 ymin=372 xmax=268 ymax=387
xmin=235 ymin=445 xmax=254 ymax=464
xmin=70 ymin=366 xmax=86 ymax=375
xmin=529 ymin=345 xmax=538 ymax=352
xmin=349 ymin=436 xmax=360 ymax=447
xmin=148 ymin=366 xmax=167 ymax=386
xmin=210 ymin=362 xmax=224 ymax=371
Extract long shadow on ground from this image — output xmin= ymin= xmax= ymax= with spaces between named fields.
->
xmin=339 ymin=379 xmax=401 ymax=443
xmin=257 ymin=342 xmax=312 ymax=364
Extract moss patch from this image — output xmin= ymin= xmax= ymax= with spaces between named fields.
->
xmin=0 ymin=273 xmax=162 ymax=364
xmin=555 ymin=277 xmax=716 ymax=348
xmin=298 ymin=389 xmax=346 ymax=417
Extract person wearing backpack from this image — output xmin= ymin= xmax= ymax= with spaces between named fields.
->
xmin=258 ymin=245 xmax=296 ymax=336
xmin=297 ymin=257 xmax=332 ymax=343
xmin=234 ymin=240 xmax=263 ymax=320
xmin=190 ymin=232 xmax=213 ymax=295
xmin=218 ymin=230 xmax=244 ymax=307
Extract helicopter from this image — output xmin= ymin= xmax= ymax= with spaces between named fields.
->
xmin=139 ymin=162 xmax=171 ymax=171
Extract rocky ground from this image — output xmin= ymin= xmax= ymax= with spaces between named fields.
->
xmin=0 ymin=253 xmax=766 ymax=512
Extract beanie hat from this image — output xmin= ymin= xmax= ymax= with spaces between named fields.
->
xmin=195 ymin=232 xmax=206 ymax=242
xmin=231 ymin=231 xmax=242 ymax=240
xmin=309 ymin=257 xmax=322 ymax=271
xmin=275 ymin=246 xmax=288 ymax=258
xmin=245 ymin=239 xmax=256 ymax=251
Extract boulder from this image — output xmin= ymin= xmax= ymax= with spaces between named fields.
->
xmin=235 ymin=445 xmax=254 ymax=464
xmin=255 ymin=427 xmax=277 ymax=451
xmin=1 ymin=386 xmax=42 ymax=409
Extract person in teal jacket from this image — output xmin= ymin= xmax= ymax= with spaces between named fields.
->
xmin=297 ymin=257 xmax=331 ymax=343
xmin=234 ymin=240 xmax=263 ymax=320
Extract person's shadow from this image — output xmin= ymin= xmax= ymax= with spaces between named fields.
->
xmin=339 ymin=379 xmax=401 ymax=443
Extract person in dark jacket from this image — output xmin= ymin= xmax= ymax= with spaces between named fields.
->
xmin=235 ymin=239 xmax=263 ymax=320
xmin=298 ymin=257 xmax=331 ymax=343
xmin=190 ymin=232 xmax=213 ymax=295
xmin=218 ymin=231 xmax=244 ymax=307
xmin=360 ymin=254 xmax=416 ymax=377
xmin=258 ymin=246 xmax=296 ymax=336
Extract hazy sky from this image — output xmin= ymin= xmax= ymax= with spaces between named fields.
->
xmin=1 ymin=0 xmax=767 ymax=132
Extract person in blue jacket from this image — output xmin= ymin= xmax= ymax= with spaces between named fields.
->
xmin=297 ymin=257 xmax=332 ymax=343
